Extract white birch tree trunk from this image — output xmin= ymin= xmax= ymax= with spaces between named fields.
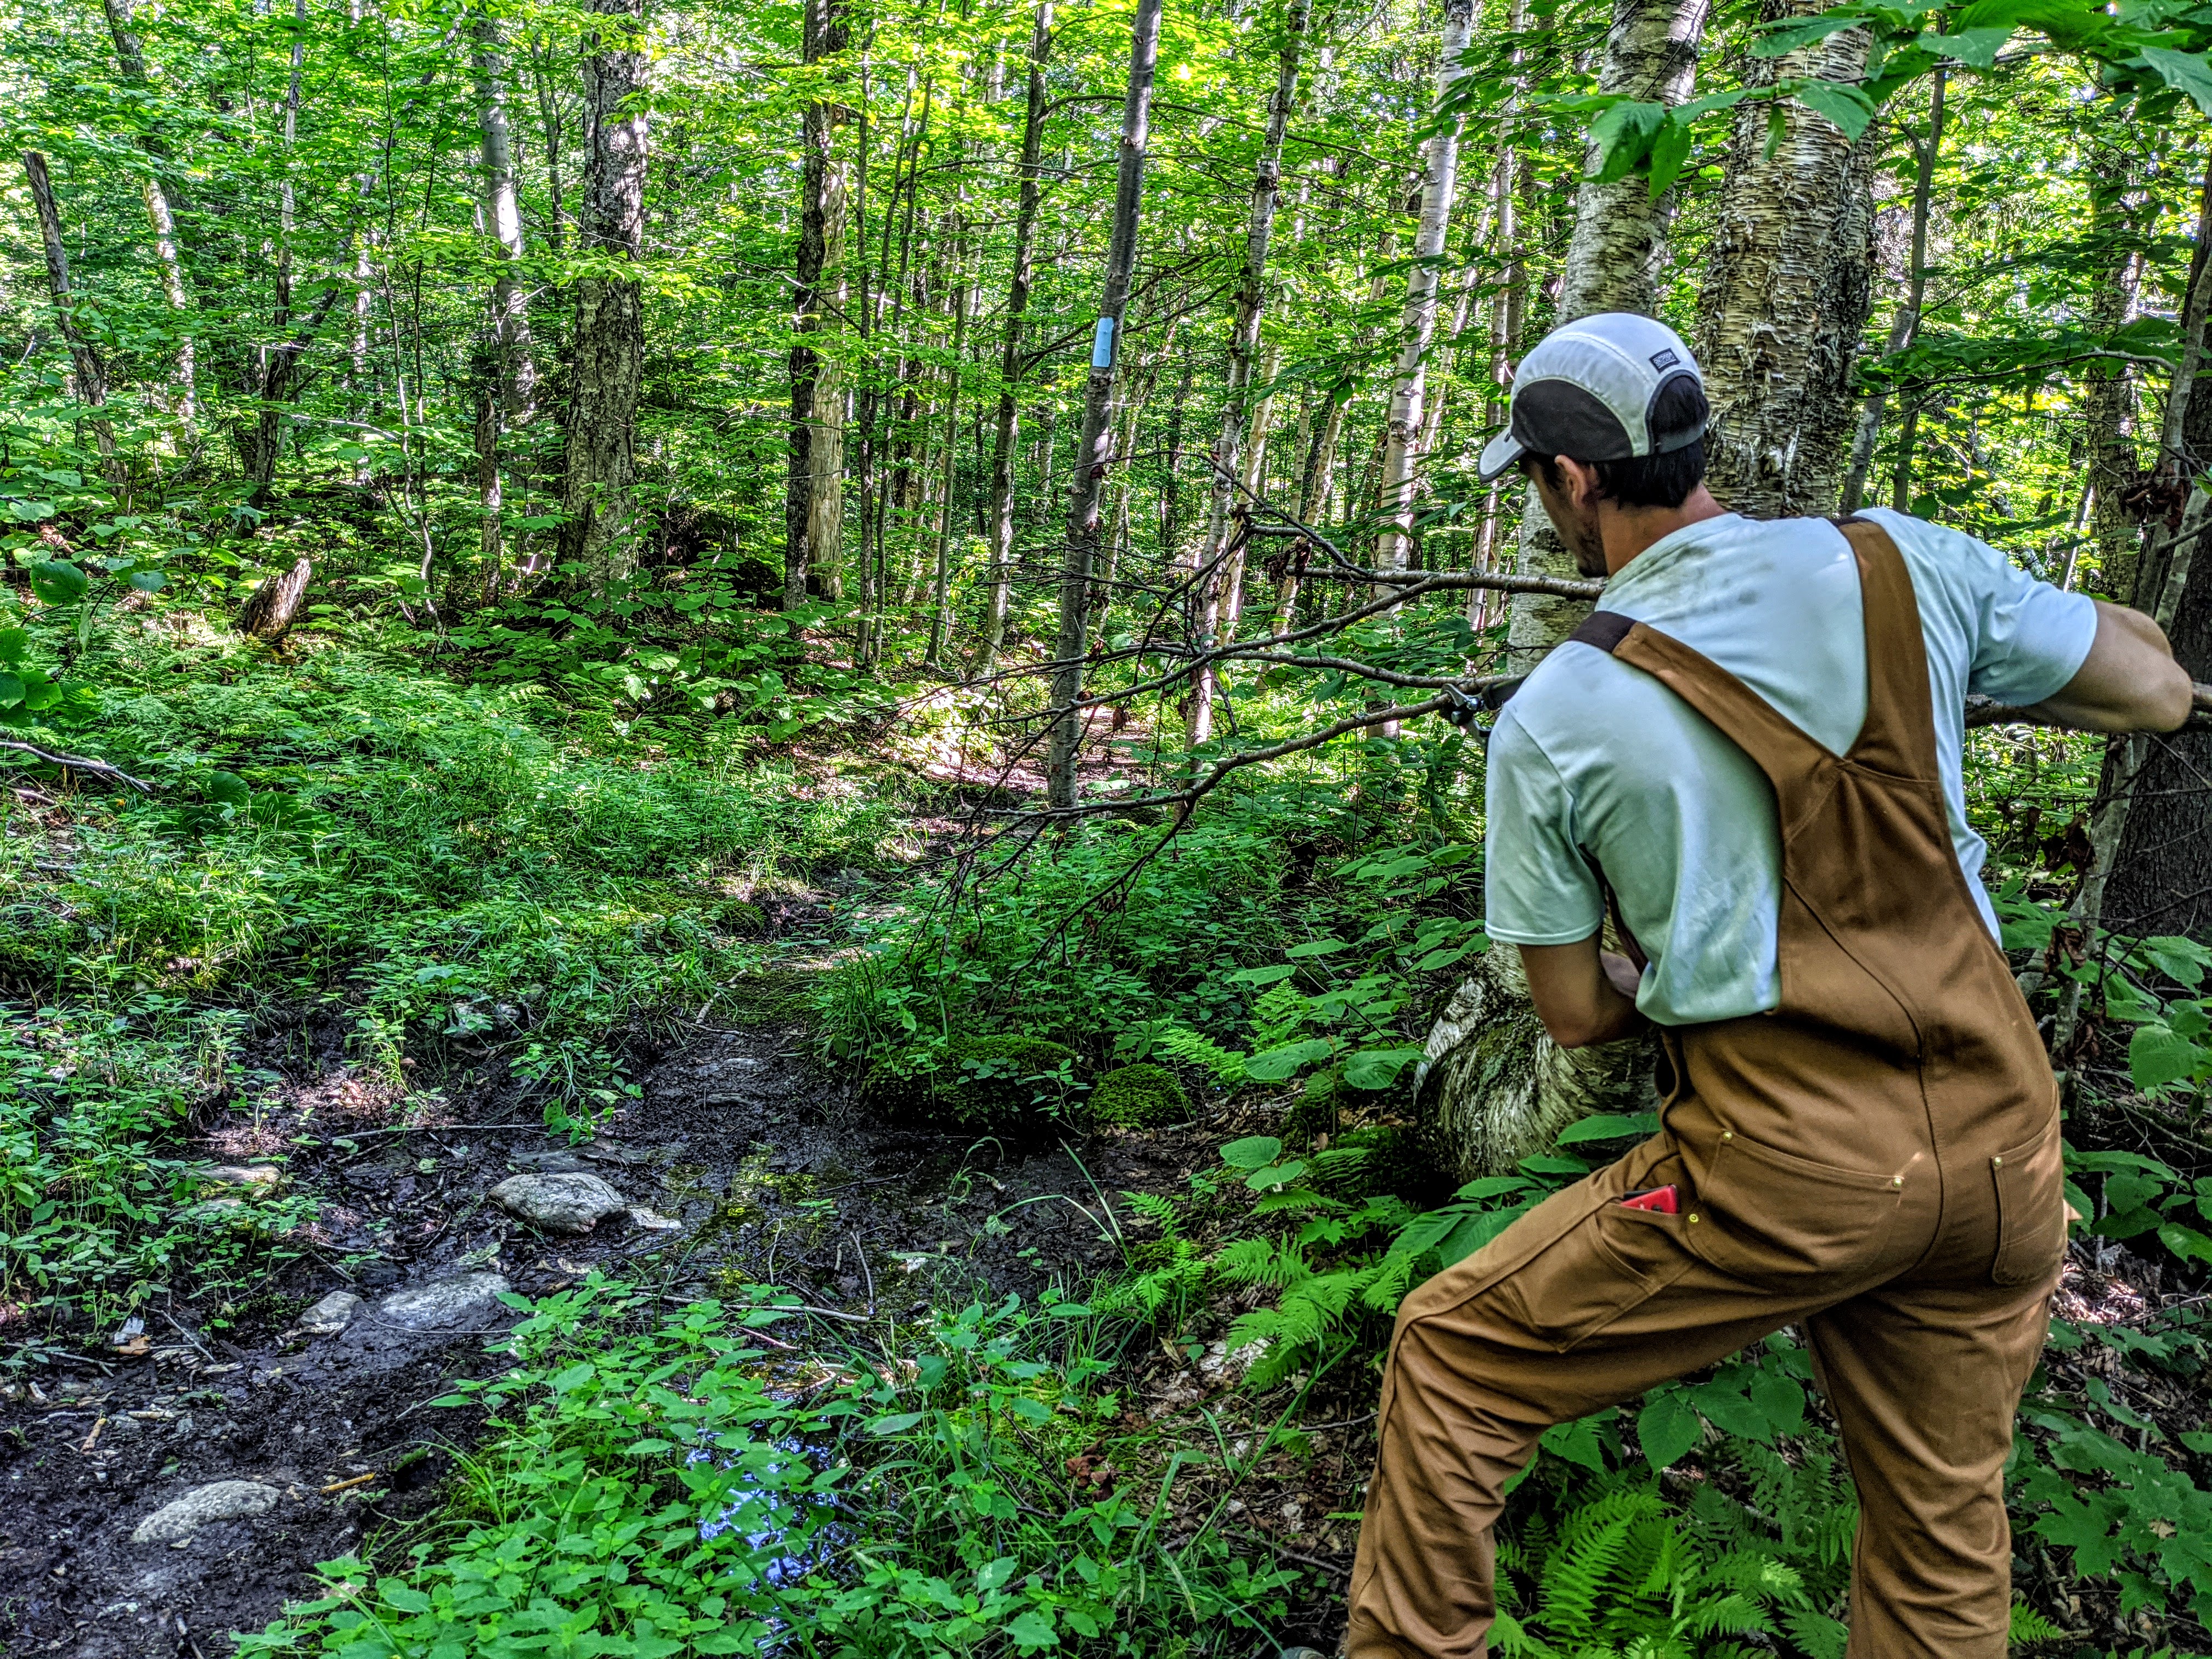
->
xmin=1505 ymin=0 xmax=1712 ymax=663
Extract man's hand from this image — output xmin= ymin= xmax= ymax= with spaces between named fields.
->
xmin=1518 ymin=936 xmax=1646 ymax=1049
xmin=2032 ymin=601 xmax=2193 ymax=732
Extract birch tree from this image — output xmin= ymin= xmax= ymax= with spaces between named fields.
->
xmin=21 ymin=152 xmax=125 ymax=494
xmin=1506 ymin=0 xmax=1712 ymax=663
xmin=99 ymin=0 xmax=195 ymax=427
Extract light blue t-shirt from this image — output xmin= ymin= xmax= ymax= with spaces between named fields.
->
xmin=1483 ymin=508 xmax=2097 ymax=1026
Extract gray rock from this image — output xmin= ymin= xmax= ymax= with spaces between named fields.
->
xmin=299 ymin=1290 xmax=363 ymax=1336
xmin=130 ymin=1481 xmax=280 ymax=1546
xmin=199 ymin=1164 xmax=282 ymax=1192
xmin=491 ymin=1171 xmax=630 ymax=1234
xmin=375 ymin=1272 xmax=512 ymax=1329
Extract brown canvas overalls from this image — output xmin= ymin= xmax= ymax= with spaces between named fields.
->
xmin=1346 ymin=520 xmax=2068 ymax=1658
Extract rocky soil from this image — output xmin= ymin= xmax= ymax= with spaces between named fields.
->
xmin=0 ymin=1009 xmax=1238 ymax=1657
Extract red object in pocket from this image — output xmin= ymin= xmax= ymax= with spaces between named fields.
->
xmin=1618 ymin=1184 xmax=1679 ymax=1215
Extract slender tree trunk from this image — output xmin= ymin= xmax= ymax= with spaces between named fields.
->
xmin=475 ymin=10 xmax=539 ymax=587
xmin=236 ymin=0 xmax=310 ymax=500
xmin=2083 ymin=165 xmax=2142 ymax=601
xmin=557 ymin=0 xmax=651 ymax=595
xmin=100 ymin=0 xmax=195 ymax=426
xmin=982 ymin=0 xmax=1053 ymax=665
xmin=1506 ymin=0 xmax=1712 ymax=662
xmin=1841 ymin=67 xmax=1942 ymax=514
xmin=1373 ymin=0 xmax=1474 ymax=601
xmin=2057 ymin=158 xmax=2212 ymax=1004
xmin=926 ymin=218 xmax=972 ymax=668
xmin=21 ymin=152 xmax=123 ymax=493
xmin=1046 ymin=0 xmax=1163 ymax=810
xmin=1270 ymin=383 xmax=1347 ymax=631
xmin=787 ymin=0 xmax=849 ymax=607
xmin=1695 ymin=5 xmax=1875 ymax=518
xmin=1188 ymin=0 xmax=1309 ymax=741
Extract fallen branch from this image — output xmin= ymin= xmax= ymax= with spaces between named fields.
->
xmin=0 ymin=738 xmax=152 ymax=792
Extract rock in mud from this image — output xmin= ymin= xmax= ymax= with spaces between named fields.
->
xmin=375 ymin=1272 xmax=512 ymax=1329
xmin=129 ymin=1481 xmax=280 ymax=1546
xmin=491 ymin=1171 xmax=631 ymax=1234
xmin=199 ymin=1163 xmax=283 ymax=1192
xmin=298 ymin=1289 xmax=363 ymax=1336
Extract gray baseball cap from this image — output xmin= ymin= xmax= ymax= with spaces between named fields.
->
xmin=1477 ymin=313 xmax=1708 ymax=482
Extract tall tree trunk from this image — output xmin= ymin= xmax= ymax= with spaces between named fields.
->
xmin=1840 ymin=66 xmax=1942 ymax=514
xmin=926 ymin=217 xmax=972 ymax=668
xmin=21 ymin=152 xmax=124 ymax=494
xmin=557 ymin=0 xmax=651 ymax=595
xmin=983 ymin=0 xmax=1052 ymax=665
xmin=787 ymin=0 xmax=849 ymax=607
xmin=2059 ymin=159 xmax=2212 ymax=998
xmin=100 ymin=0 xmax=195 ymax=426
xmin=1045 ymin=0 xmax=1163 ymax=810
xmin=1506 ymin=0 xmax=1712 ymax=663
xmin=2081 ymin=158 xmax=2142 ymax=601
xmin=1372 ymin=0 xmax=1475 ymax=601
xmin=1188 ymin=0 xmax=1309 ymax=742
xmin=475 ymin=9 xmax=539 ymax=586
xmin=238 ymin=0 xmax=311 ymax=501
xmin=1695 ymin=10 xmax=1875 ymax=517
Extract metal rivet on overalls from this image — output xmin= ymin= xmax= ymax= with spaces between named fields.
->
xmin=1892 ymin=1176 xmax=1903 ymax=1187
xmin=1688 ymin=1214 xmax=1700 ymax=1224
xmin=1721 ymin=1132 xmax=1732 ymax=1142
xmin=1991 ymin=1156 xmax=2002 ymax=1169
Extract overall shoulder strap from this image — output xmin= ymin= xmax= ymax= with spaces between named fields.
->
xmin=1566 ymin=608 xmax=1834 ymax=792
xmin=1830 ymin=516 xmax=1939 ymax=777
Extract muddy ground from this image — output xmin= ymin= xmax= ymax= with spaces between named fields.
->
xmin=0 ymin=996 xmax=1339 ymax=1658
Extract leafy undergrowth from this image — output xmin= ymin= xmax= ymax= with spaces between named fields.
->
xmin=1 ymin=609 xmax=909 ymax=1336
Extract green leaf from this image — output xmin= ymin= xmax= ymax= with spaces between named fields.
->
xmin=1246 ymin=1159 xmax=1307 ymax=1190
xmin=1588 ymin=99 xmax=1666 ymax=184
xmin=1750 ymin=9 xmax=1867 ymax=57
xmin=205 ymin=771 xmax=252 ymax=808
xmin=1539 ymin=1414 xmax=1607 ymax=1471
xmin=868 ymin=1412 xmax=927 ymax=1435
xmin=1003 ymin=1608 xmax=1058 ymax=1649
xmin=0 ymin=673 xmax=20 ymax=709
xmin=2128 ymin=1023 xmax=2201 ymax=1091
xmin=1646 ymin=115 xmax=1694 ymax=198
xmin=1285 ymin=938 xmax=1348 ymax=958
xmin=1341 ymin=1045 xmax=1423 ymax=1090
xmin=2140 ymin=46 xmax=2212 ymax=119
xmin=1007 ymin=1395 xmax=1053 ymax=1423
xmin=1555 ymin=1113 xmax=1660 ymax=1145
xmin=1220 ymin=1136 xmax=1284 ymax=1170
xmin=128 ymin=568 xmax=167 ymax=593
xmin=1225 ymin=963 xmax=1297 ymax=986
xmin=2155 ymin=1223 xmax=2212 ymax=1267
xmin=1637 ymin=1389 xmax=1703 ymax=1470
xmin=30 ymin=560 xmax=88 ymax=605
xmin=0 ymin=628 xmax=26 ymax=665
xmin=1244 ymin=1039 xmax=1335 ymax=1081
xmin=1793 ymin=79 xmax=1878 ymax=141
xmin=1931 ymin=24 xmax=2013 ymax=66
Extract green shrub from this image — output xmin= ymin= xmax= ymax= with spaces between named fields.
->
xmin=713 ymin=898 xmax=766 ymax=936
xmin=860 ymin=1032 xmax=1082 ymax=1133
xmin=1090 ymin=1063 xmax=1191 ymax=1127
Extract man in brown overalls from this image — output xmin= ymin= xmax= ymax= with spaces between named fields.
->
xmin=1336 ymin=315 xmax=2194 ymax=1658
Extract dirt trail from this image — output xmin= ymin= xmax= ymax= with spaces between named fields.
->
xmin=0 ymin=1009 xmax=1212 ymax=1657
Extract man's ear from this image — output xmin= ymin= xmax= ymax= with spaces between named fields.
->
xmin=1554 ymin=455 xmax=1601 ymax=509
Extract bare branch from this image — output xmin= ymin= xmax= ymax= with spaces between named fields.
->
xmin=0 ymin=740 xmax=153 ymax=792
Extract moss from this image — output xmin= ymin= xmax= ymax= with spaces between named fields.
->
xmin=861 ymin=1031 xmax=1081 ymax=1134
xmin=1090 ymin=1063 xmax=1191 ymax=1128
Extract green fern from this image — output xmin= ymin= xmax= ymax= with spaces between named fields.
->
xmin=1495 ymin=1480 xmax=1799 ymax=1659
xmin=1152 ymin=1022 xmax=1249 ymax=1086
xmin=1248 ymin=980 xmax=1314 ymax=1051
xmin=2007 ymin=1600 xmax=2066 ymax=1644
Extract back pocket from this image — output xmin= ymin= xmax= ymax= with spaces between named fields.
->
xmin=1685 ymin=1130 xmax=1906 ymax=1289
xmin=1990 ymin=1118 xmax=2066 ymax=1288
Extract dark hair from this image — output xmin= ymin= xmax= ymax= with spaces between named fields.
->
xmin=1526 ymin=376 xmax=1709 ymax=510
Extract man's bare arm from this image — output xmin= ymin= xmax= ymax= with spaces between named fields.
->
xmin=1518 ymin=936 xmax=1645 ymax=1049
xmin=2030 ymin=601 xmax=2192 ymax=732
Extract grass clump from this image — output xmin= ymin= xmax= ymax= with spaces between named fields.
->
xmin=1090 ymin=1063 xmax=1191 ymax=1127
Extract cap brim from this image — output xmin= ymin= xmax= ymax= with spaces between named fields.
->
xmin=1477 ymin=427 xmax=1526 ymax=482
